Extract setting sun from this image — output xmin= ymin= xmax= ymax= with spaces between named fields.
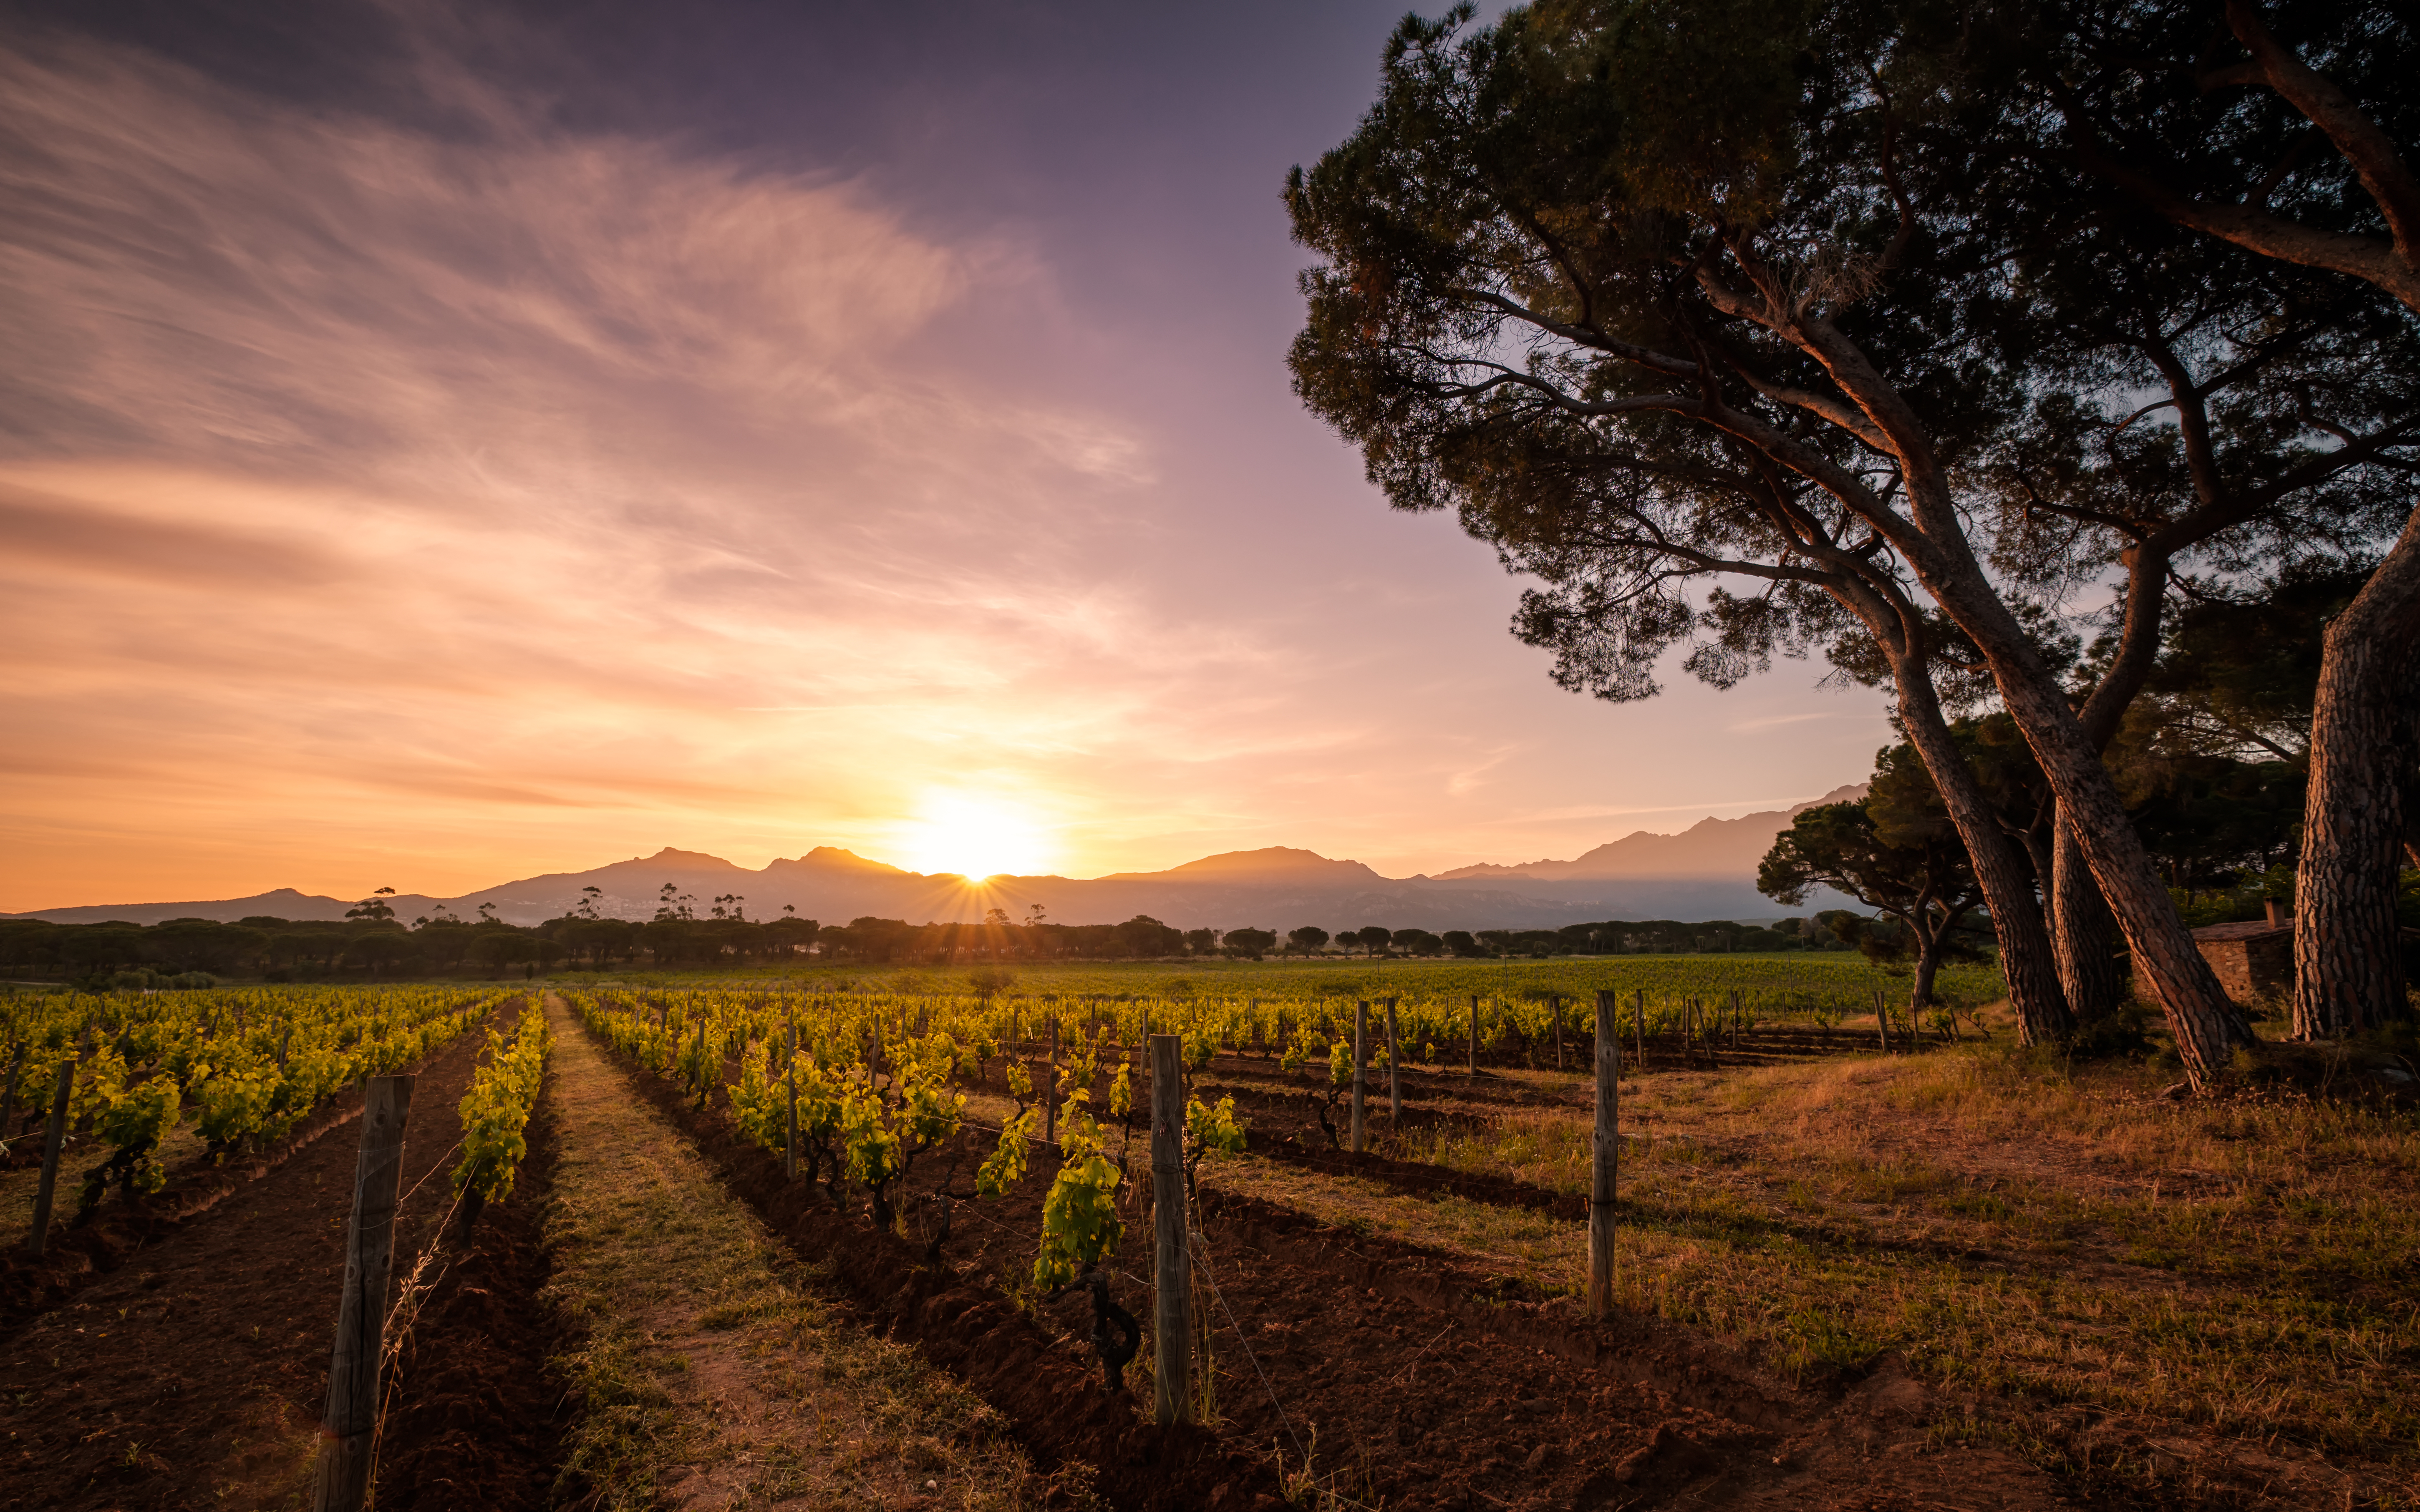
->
xmin=894 ymin=793 xmax=1054 ymax=879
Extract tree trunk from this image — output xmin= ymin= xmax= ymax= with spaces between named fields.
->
xmin=1888 ymin=647 xmax=2073 ymax=1043
xmin=1917 ymin=560 xmax=2248 ymax=1084
xmin=2295 ymin=507 xmax=2420 ymax=1036
xmin=2052 ymin=810 xmax=2128 ymax=1021
xmin=1910 ymin=929 xmax=1943 ymax=1016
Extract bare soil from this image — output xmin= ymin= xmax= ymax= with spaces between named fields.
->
xmin=0 ymin=1008 xmax=566 ymax=1512
xmin=600 ymin=1024 xmax=2084 ymax=1512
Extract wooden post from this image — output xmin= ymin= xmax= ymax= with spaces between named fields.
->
xmin=1553 ymin=995 xmax=1564 ymax=1071
xmin=1634 ymin=989 xmax=1646 ymax=1069
xmin=1589 ymin=990 xmax=1620 ymax=1319
xmin=1467 ymin=995 xmax=1478 ymax=1075
xmin=1251 ymin=1000 xmax=1263 ymax=1054
xmin=0 ymin=1041 xmax=23 ymax=1144
xmin=1873 ymin=988 xmax=1891 ymax=1054
xmin=1148 ymin=1034 xmax=1191 ymax=1425
xmin=784 ymin=1006 xmax=799 ymax=1180
xmin=25 ymin=1060 xmax=73 ymax=1258
xmin=1385 ymin=997 xmax=1402 ymax=1121
xmin=1351 ymin=1001 xmax=1369 ymax=1154
xmin=1045 ymin=1016 xmax=1059 ymax=1147
xmin=311 ymin=1074 xmax=415 ymax=1512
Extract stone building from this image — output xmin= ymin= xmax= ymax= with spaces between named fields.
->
xmin=2131 ymin=901 xmax=2295 ymax=1006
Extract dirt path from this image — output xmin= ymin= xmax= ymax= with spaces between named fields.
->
xmin=539 ymin=993 xmax=1034 ymax=1512
xmin=0 ymin=1015 xmax=503 ymax=1511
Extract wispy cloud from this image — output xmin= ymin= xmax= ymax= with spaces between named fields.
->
xmin=0 ymin=31 xmax=1286 ymax=903
xmin=1725 ymin=711 xmax=1873 ymax=735
xmin=0 ymin=18 xmax=1891 ymax=910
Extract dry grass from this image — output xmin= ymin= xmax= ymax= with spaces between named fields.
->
xmin=543 ymin=995 xmax=1046 ymax=1511
xmin=1230 ymin=1031 xmax=2420 ymax=1472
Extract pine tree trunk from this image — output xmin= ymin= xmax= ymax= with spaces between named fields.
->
xmin=2295 ymin=508 xmax=2420 ymax=1037
xmin=1890 ymin=651 xmax=2072 ymax=1043
xmin=2003 ymin=670 xmax=2248 ymax=1083
xmin=1912 ymin=553 xmax=2247 ymax=1084
xmin=1911 ymin=931 xmax=1944 ymax=1015
xmin=2052 ymin=810 xmax=2128 ymax=1021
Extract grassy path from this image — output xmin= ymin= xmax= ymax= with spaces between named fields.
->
xmin=540 ymin=994 xmax=1032 ymax=1512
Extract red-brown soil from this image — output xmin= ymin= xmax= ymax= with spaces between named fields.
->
xmin=592 ymin=1027 xmax=1274 ymax=1512
xmin=598 ymin=1022 xmax=2083 ymax=1512
xmin=0 ymin=1010 xmax=565 ymax=1512
xmin=3 ymin=1067 xmax=422 ymax=1330
xmin=372 ymin=1072 xmax=565 ymax=1512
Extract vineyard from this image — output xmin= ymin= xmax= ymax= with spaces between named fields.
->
xmin=606 ymin=952 xmax=2012 ymax=1023
xmin=3 ymin=964 xmax=2413 ymax=1510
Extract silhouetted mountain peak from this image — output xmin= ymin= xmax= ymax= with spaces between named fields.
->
xmin=7 ymin=785 xmax=1866 ymax=927
xmin=1113 ymin=847 xmax=1382 ymax=884
xmin=768 ymin=847 xmax=914 ymax=876
xmin=1432 ymin=784 xmax=1869 ymax=881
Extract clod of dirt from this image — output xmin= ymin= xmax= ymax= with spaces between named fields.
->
xmin=1613 ymin=1422 xmax=1716 ymax=1484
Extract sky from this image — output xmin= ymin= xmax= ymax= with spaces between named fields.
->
xmin=0 ymin=0 xmax=1896 ymax=911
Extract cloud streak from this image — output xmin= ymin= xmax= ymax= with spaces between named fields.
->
xmin=0 ymin=13 xmax=1893 ymax=912
xmin=0 ymin=30 xmax=1281 ymax=902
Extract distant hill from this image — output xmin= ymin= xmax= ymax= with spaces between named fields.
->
xmin=4 ymin=790 xmax=1866 ymax=929
xmin=1434 ymin=784 xmax=1869 ymax=883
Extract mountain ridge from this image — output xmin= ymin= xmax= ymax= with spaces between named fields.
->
xmin=4 ymin=788 xmax=1867 ymax=929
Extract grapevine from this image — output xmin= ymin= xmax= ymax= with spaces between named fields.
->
xmin=452 ymin=1002 xmax=552 ymax=1230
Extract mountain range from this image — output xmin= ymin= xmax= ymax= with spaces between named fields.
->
xmin=6 ymin=785 xmax=1866 ymax=930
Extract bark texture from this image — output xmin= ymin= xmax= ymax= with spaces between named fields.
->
xmin=2295 ymin=509 xmax=2420 ymax=1036
xmin=2052 ymin=810 xmax=2128 ymax=1021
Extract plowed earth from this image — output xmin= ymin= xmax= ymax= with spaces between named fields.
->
xmin=601 ymin=1026 xmax=2080 ymax=1512
xmin=0 ymin=1008 xmax=565 ymax=1512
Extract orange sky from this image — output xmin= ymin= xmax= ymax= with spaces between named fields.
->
xmin=0 ymin=15 xmax=1896 ymax=912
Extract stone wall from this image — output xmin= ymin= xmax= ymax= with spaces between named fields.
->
xmin=2129 ymin=921 xmax=2295 ymax=1006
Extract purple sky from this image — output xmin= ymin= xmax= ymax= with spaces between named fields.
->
xmin=0 ymin=0 xmax=1893 ymax=908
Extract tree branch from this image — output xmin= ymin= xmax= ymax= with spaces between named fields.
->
xmin=2225 ymin=0 xmax=2420 ymax=263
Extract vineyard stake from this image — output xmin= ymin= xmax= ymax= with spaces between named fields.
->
xmin=0 ymin=1041 xmax=23 ymax=1146
xmin=1148 ymin=1033 xmax=1191 ymax=1424
xmin=1634 ymin=989 xmax=1646 ymax=1070
xmin=1553 ymin=995 xmax=1564 ymax=1072
xmin=784 ymin=1006 xmax=799 ymax=1181
xmin=310 ymin=1074 xmax=415 ymax=1512
xmin=1873 ymin=989 xmax=1891 ymax=1054
xmin=1384 ymin=997 xmax=1402 ymax=1122
xmin=1046 ymin=1017 xmax=1059 ymax=1148
xmin=1589 ymin=990 xmax=1620 ymax=1319
xmin=1467 ymin=996 xmax=1478 ymax=1077
xmin=24 ymin=1060 xmax=73 ymax=1259
xmin=1350 ymin=1001 xmax=1369 ymax=1155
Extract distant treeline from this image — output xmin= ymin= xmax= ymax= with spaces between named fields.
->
xmin=0 ymin=906 xmax=1845 ymax=985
